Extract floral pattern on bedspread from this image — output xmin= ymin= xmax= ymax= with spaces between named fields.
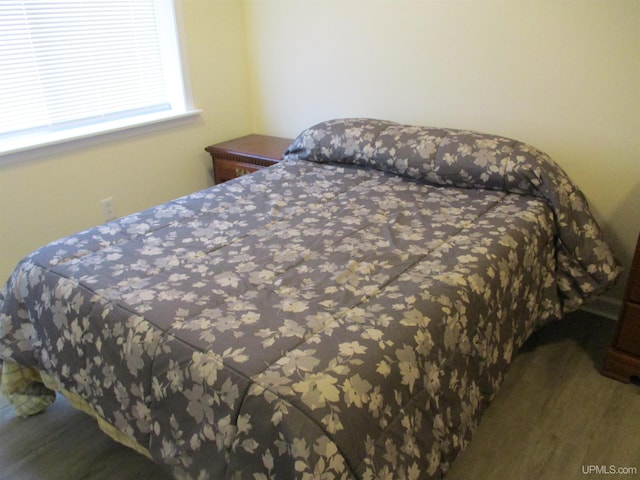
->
xmin=0 ymin=120 xmax=620 ymax=480
xmin=285 ymin=118 xmax=621 ymax=311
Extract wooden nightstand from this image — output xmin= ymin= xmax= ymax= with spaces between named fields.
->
xmin=603 ymin=231 xmax=640 ymax=383
xmin=205 ymin=134 xmax=293 ymax=184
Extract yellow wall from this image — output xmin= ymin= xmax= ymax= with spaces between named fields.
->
xmin=244 ymin=0 xmax=640 ymax=302
xmin=0 ymin=0 xmax=251 ymax=281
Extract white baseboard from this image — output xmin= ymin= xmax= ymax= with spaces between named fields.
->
xmin=580 ymin=295 xmax=622 ymax=321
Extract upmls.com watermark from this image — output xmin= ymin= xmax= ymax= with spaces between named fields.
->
xmin=582 ymin=465 xmax=638 ymax=475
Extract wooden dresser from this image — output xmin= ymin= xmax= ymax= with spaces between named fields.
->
xmin=205 ymin=134 xmax=293 ymax=184
xmin=603 ymin=231 xmax=640 ymax=383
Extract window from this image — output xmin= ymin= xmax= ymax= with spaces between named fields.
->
xmin=0 ymin=0 xmax=198 ymax=158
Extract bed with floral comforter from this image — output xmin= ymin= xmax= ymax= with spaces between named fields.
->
xmin=0 ymin=119 xmax=621 ymax=479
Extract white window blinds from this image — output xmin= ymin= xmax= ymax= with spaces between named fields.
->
xmin=0 ymin=0 xmax=192 ymax=156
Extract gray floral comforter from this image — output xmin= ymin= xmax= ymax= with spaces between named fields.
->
xmin=0 ymin=119 xmax=620 ymax=479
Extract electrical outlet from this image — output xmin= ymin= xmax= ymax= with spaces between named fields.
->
xmin=100 ymin=197 xmax=117 ymax=221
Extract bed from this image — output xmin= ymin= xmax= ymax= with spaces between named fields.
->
xmin=0 ymin=118 xmax=621 ymax=479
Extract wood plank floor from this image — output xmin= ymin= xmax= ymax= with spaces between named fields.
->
xmin=1 ymin=310 xmax=639 ymax=479
xmin=448 ymin=310 xmax=640 ymax=480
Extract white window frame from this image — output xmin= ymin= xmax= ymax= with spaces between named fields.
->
xmin=0 ymin=0 xmax=200 ymax=165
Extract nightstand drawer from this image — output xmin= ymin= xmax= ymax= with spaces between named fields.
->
xmin=205 ymin=134 xmax=293 ymax=185
xmin=214 ymin=158 xmax=264 ymax=183
xmin=617 ymin=302 xmax=640 ymax=355
xmin=602 ymin=231 xmax=640 ymax=382
xmin=628 ymin=253 xmax=640 ymax=303
xmin=630 ymin=283 xmax=640 ymax=304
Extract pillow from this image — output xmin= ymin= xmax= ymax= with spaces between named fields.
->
xmin=286 ymin=118 xmax=545 ymax=195
xmin=283 ymin=118 xmax=396 ymax=167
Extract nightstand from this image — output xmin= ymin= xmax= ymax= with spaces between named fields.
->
xmin=603 ymin=231 xmax=640 ymax=383
xmin=205 ymin=134 xmax=293 ymax=184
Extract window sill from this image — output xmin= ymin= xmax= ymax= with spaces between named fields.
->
xmin=0 ymin=109 xmax=202 ymax=166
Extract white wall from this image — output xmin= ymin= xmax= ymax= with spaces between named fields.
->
xmin=0 ymin=0 xmax=252 ymax=281
xmin=244 ymin=0 xmax=640 ymax=303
